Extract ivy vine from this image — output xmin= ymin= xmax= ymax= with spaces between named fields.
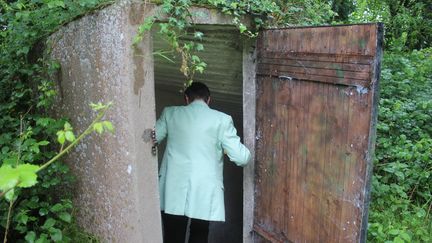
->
xmin=134 ymin=0 xmax=282 ymax=85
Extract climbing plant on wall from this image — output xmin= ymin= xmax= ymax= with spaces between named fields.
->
xmin=134 ymin=0 xmax=335 ymax=85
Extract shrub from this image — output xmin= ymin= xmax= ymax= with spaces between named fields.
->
xmin=368 ymin=49 xmax=432 ymax=242
xmin=0 ymin=0 xmax=112 ymax=242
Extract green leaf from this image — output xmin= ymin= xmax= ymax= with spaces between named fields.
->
xmin=2 ymin=146 xmax=10 ymax=153
xmin=63 ymin=122 xmax=72 ymax=131
xmin=416 ymin=208 xmax=426 ymax=217
xmin=238 ymin=23 xmax=247 ymax=33
xmin=50 ymin=203 xmax=64 ymax=212
xmin=39 ymin=208 xmax=48 ymax=216
xmin=35 ymin=233 xmax=49 ymax=243
xmin=50 ymin=61 xmax=61 ymax=70
xmin=393 ymin=236 xmax=404 ymax=243
xmin=195 ymin=43 xmax=204 ymax=51
xmin=46 ymin=0 xmax=65 ymax=9
xmin=49 ymin=228 xmax=62 ymax=242
xmin=191 ymin=55 xmax=200 ymax=62
xmin=102 ymin=121 xmax=114 ymax=132
xmin=17 ymin=211 xmax=29 ymax=224
xmin=65 ymin=131 xmax=75 ymax=142
xmin=195 ymin=66 xmax=204 ymax=73
xmin=16 ymin=164 xmax=39 ymax=188
xmin=400 ymin=232 xmax=411 ymax=241
xmin=17 ymin=46 xmax=30 ymax=55
xmin=159 ymin=23 xmax=168 ymax=33
xmin=194 ymin=31 xmax=204 ymax=40
xmin=184 ymin=43 xmax=193 ymax=51
xmin=5 ymin=189 xmax=15 ymax=201
xmin=389 ymin=229 xmax=400 ymax=235
xmin=78 ymin=0 xmax=98 ymax=7
xmin=58 ymin=212 xmax=71 ymax=223
xmin=31 ymin=145 xmax=40 ymax=153
xmin=25 ymin=231 xmax=36 ymax=243
xmin=42 ymin=218 xmax=56 ymax=229
xmin=0 ymin=165 xmax=19 ymax=190
xmin=56 ymin=131 xmax=65 ymax=145
xmin=89 ymin=102 xmax=105 ymax=111
xmin=139 ymin=17 xmax=155 ymax=33
xmin=38 ymin=141 xmax=50 ymax=146
xmin=93 ymin=123 xmax=103 ymax=134
xmin=133 ymin=35 xmax=143 ymax=46
xmin=3 ymin=155 xmax=18 ymax=166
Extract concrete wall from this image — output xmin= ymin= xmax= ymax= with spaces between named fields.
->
xmin=242 ymin=39 xmax=257 ymax=243
xmin=50 ymin=2 xmax=162 ymax=242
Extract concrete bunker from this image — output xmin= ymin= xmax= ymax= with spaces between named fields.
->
xmin=49 ymin=2 xmax=256 ymax=242
xmin=153 ymin=25 xmax=247 ymax=243
xmin=49 ymin=2 xmax=381 ymax=242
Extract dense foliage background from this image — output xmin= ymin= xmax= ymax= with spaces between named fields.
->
xmin=0 ymin=0 xmax=112 ymax=242
xmin=346 ymin=1 xmax=431 ymax=241
xmin=369 ymin=48 xmax=432 ymax=243
xmin=0 ymin=0 xmax=431 ymax=242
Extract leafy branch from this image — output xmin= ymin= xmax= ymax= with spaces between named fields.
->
xmin=134 ymin=0 xmax=208 ymax=85
xmin=0 ymin=102 xmax=114 ymax=201
xmin=132 ymin=0 xmax=278 ymax=86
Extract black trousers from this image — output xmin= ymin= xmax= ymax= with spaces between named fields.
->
xmin=162 ymin=212 xmax=209 ymax=243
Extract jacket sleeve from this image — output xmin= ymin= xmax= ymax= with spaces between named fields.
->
xmin=220 ymin=116 xmax=251 ymax=167
xmin=155 ymin=108 xmax=168 ymax=143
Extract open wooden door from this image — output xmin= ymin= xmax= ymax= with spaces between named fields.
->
xmin=253 ymin=24 xmax=383 ymax=242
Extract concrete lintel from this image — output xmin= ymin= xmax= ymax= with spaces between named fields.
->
xmin=127 ymin=0 xmax=252 ymax=27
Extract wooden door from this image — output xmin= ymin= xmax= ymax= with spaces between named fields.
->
xmin=253 ymin=24 xmax=383 ymax=242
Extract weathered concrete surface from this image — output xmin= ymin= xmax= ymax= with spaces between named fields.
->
xmin=242 ymin=39 xmax=257 ymax=243
xmin=50 ymin=2 xmax=162 ymax=242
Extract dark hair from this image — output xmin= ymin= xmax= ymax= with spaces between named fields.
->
xmin=184 ymin=82 xmax=210 ymax=102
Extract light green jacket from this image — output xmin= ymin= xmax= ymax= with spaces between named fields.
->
xmin=155 ymin=100 xmax=251 ymax=221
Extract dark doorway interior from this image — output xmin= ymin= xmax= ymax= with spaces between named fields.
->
xmin=153 ymin=25 xmax=244 ymax=243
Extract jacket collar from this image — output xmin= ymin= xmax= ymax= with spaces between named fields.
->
xmin=189 ymin=99 xmax=209 ymax=107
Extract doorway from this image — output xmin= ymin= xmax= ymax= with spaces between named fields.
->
xmin=152 ymin=25 xmax=245 ymax=243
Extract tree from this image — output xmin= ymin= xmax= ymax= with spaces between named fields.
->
xmin=331 ymin=0 xmax=355 ymax=22
xmin=350 ymin=0 xmax=432 ymax=50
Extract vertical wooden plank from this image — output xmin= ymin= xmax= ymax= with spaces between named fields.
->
xmin=321 ymin=85 xmax=351 ymax=241
xmin=290 ymin=79 xmax=306 ymax=242
xmin=254 ymin=77 xmax=268 ymax=230
xmin=286 ymin=78 xmax=301 ymax=242
xmin=273 ymin=80 xmax=289 ymax=239
xmin=319 ymin=83 xmax=332 ymax=241
xmin=301 ymin=81 xmax=316 ymax=242
xmin=337 ymin=89 xmax=369 ymax=242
